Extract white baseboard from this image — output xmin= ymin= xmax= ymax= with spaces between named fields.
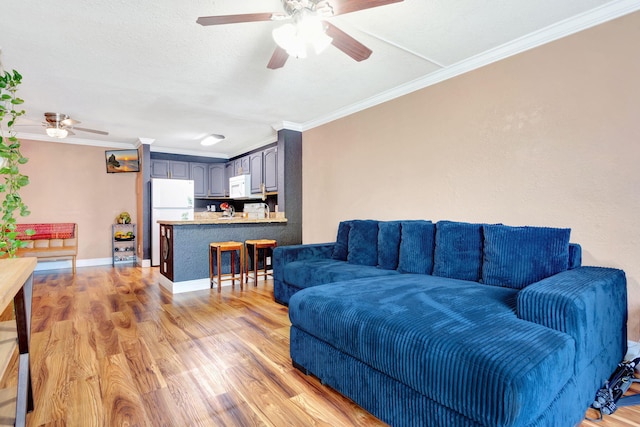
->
xmin=627 ymin=340 xmax=640 ymax=360
xmin=158 ymin=275 xmax=215 ymax=294
xmin=33 ymin=257 xmax=113 ymax=271
xmin=31 ymin=257 xmax=155 ymax=271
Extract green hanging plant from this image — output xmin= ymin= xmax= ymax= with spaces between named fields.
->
xmin=0 ymin=66 xmax=33 ymax=257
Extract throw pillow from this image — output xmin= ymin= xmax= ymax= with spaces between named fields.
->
xmin=432 ymin=221 xmax=484 ymax=281
xmin=331 ymin=221 xmax=352 ymax=260
xmin=347 ymin=220 xmax=379 ymax=266
xmin=397 ymin=220 xmax=435 ymax=274
xmin=482 ymin=224 xmax=571 ymax=289
xmin=378 ymin=221 xmax=402 ymax=270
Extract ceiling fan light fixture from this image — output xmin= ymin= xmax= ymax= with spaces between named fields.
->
xmin=272 ymin=23 xmax=306 ymax=58
xmin=311 ymin=29 xmax=332 ymax=54
xmin=46 ymin=126 xmax=68 ymax=138
xmin=201 ymin=134 xmax=226 ymax=146
xmin=299 ymin=15 xmax=332 ymax=54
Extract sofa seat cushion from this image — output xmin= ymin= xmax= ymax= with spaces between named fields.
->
xmin=283 ymin=259 xmax=400 ymax=290
xmin=289 ymin=276 xmax=575 ymax=426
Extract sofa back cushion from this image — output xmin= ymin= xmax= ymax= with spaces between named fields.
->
xmin=397 ymin=220 xmax=435 ymax=274
xmin=482 ymin=224 xmax=571 ymax=289
xmin=433 ymin=221 xmax=484 ymax=282
xmin=331 ymin=221 xmax=352 ymax=260
xmin=347 ymin=220 xmax=379 ymax=266
xmin=377 ymin=221 xmax=402 ymax=270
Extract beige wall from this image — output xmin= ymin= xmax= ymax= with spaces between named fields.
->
xmin=303 ymin=12 xmax=640 ymax=339
xmin=18 ymin=140 xmax=138 ymax=261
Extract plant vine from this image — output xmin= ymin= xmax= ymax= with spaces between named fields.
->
xmin=0 ymin=67 xmax=32 ymax=257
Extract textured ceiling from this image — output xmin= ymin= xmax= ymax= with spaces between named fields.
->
xmin=0 ymin=0 xmax=638 ymax=158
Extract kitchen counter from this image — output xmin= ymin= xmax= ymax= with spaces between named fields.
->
xmin=158 ymin=217 xmax=288 ymax=225
xmin=156 ymin=215 xmax=298 ymax=294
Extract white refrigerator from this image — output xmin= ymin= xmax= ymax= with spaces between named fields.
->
xmin=151 ymin=178 xmax=194 ymax=266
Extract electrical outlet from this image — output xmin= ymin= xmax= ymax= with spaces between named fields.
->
xmin=266 ymin=256 xmax=272 ymax=265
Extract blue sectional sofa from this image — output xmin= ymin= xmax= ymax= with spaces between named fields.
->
xmin=273 ymin=220 xmax=628 ymax=427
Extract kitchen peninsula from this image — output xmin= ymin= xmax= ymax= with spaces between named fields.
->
xmin=157 ymin=216 xmax=295 ymax=293
xmin=140 ymin=128 xmax=302 ymax=291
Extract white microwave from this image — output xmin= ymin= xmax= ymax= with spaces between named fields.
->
xmin=229 ymin=175 xmax=251 ymax=198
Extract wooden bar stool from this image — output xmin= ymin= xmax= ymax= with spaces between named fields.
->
xmin=245 ymin=239 xmax=277 ymax=286
xmin=209 ymin=241 xmax=244 ymax=292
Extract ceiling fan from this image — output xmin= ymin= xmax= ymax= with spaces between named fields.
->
xmin=41 ymin=112 xmax=108 ymax=138
xmin=196 ymin=0 xmax=404 ymax=69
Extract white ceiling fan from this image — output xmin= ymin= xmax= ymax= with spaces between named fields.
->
xmin=196 ymin=0 xmax=404 ymax=69
xmin=41 ymin=112 xmax=108 ymax=138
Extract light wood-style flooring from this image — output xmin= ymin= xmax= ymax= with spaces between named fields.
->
xmin=7 ymin=266 xmax=639 ymax=426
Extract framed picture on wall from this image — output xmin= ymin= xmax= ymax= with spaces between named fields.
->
xmin=105 ymin=149 xmax=140 ymax=173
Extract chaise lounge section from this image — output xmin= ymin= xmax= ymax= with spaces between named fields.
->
xmin=274 ymin=220 xmax=627 ymax=426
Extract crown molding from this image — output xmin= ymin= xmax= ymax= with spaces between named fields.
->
xmin=227 ymin=135 xmax=279 ymax=158
xmin=295 ymin=0 xmax=640 ymax=132
xmin=136 ymin=137 xmax=155 ymax=147
xmin=148 ymin=145 xmax=229 ymax=159
xmin=273 ymin=121 xmax=305 ymax=132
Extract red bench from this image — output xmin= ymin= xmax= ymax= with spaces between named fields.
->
xmin=15 ymin=223 xmax=78 ymax=273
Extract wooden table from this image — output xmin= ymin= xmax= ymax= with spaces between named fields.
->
xmin=0 ymin=258 xmax=36 ymax=427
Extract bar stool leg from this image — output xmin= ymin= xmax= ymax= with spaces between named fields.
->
xmin=240 ymin=247 xmax=244 ymax=289
xmin=245 ymin=243 xmax=249 ymax=284
xmin=209 ymin=245 xmax=213 ymax=288
xmin=216 ymin=247 xmax=222 ymax=292
xmin=253 ymin=245 xmax=259 ymax=286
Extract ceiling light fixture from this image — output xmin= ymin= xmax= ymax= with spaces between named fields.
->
xmin=45 ymin=126 xmax=68 ymax=138
xmin=272 ymin=12 xmax=332 ymax=58
xmin=201 ymin=134 xmax=226 ymax=146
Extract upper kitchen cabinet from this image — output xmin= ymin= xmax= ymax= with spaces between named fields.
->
xmin=263 ymin=147 xmax=278 ymax=192
xmin=249 ymin=152 xmax=263 ymax=194
xmin=225 ymin=163 xmax=234 ymax=197
xmin=234 ymin=156 xmax=250 ymax=176
xmin=150 ymin=159 xmax=190 ymax=180
xmin=208 ymin=163 xmax=226 ymax=197
xmin=190 ymin=163 xmax=208 ymax=197
xmin=247 ymin=147 xmax=278 ymax=194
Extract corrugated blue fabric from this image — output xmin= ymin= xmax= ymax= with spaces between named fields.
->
xmin=517 ymin=267 xmax=627 ymax=371
xmin=347 ymin=220 xmax=380 ymax=266
xmin=331 ymin=221 xmax=352 ymax=260
xmin=568 ymin=243 xmax=582 ymax=269
xmin=482 ymin=225 xmax=571 ymax=289
xmin=290 ymin=325 xmax=616 ymax=427
xmin=273 ymin=243 xmax=335 ymax=304
xmin=378 ymin=221 xmax=402 ymax=270
xmin=291 ymin=326 xmax=484 ymax=427
xmin=433 ymin=221 xmax=484 ymax=281
xmin=398 ymin=221 xmax=435 ymax=274
xmin=283 ymin=259 xmax=400 ymax=289
xmin=289 ymin=275 xmax=575 ymax=426
xmin=274 ymin=243 xmax=334 ymax=275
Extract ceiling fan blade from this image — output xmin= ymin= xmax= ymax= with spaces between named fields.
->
xmin=267 ymin=46 xmax=289 ymax=69
xmin=325 ymin=22 xmax=372 ymax=62
xmin=73 ymin=126 xmax=109 ymax=136
xmin=60 ymin=118 xmax=80 ymax=126
xmin=196 ymin=13 xmax=283 ymax=26
xmin=66 ymin=129 xmax=76 ymax=136
xmin=328 ymin=0 xmax=403 ymax=16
